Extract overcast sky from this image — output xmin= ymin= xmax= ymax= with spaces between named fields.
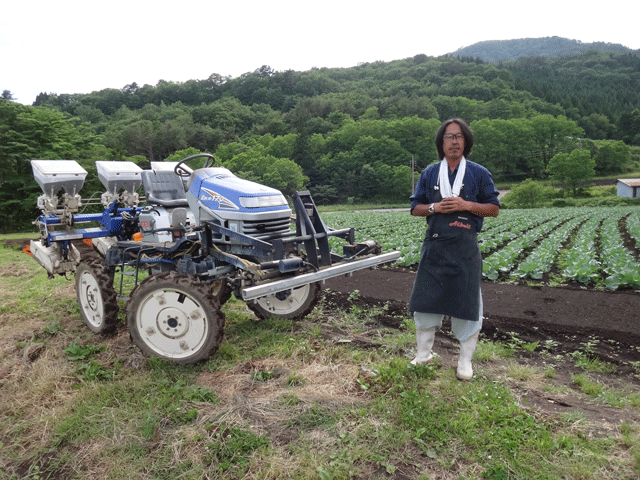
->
xmin=3 ymin=0 xmax=638 ymax=106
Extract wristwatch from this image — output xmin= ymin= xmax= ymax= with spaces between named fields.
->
xmin=428 ymin=203 xmax=435 ymax=215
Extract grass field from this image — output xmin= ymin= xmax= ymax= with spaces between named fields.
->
xmin=1 ymin=237 xmax=639 ymax=479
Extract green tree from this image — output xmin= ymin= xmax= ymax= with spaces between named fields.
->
xmin=618 ymin=108 xmax=640 ymax=145
xmin=530 ymin=115 xmax=584 ymax=168
xmin=165 ymin=147 xmax=202 ymax=163
xmin=431 ymin=95 xmax=480 ymax=123
xmin=292 ymin=130 xmax=313 ymax=174
xmin=309 ymin=183 xmax=339 ymax=205
xmin=471 ymin=118 xmax=540 ymax=180
xmin=262 ymin=158 xmax=309 ymax=197
xmin=387 ymin=116 xmax=440 ymax=164
xmin=390 ymin=165 xmax=413 ymax=201
xmin=220 ymin=145 xmax=307 ymax=197
xmin=593 ymin=140 xmax=631 ymax=175
xmin=0 ymin=100 xmax=102 ymax=232
xmin=355 ymin=163 xmax=381 ymax=200
xmin=361 ymin=107 xmax=381 ymax=120
xmin=192 ymin=97 xmax=252 ymax=133
xmin=349 ymin=135 xmax=409 ymax=168
xmin=546 ymin=149 xmax=595 ymax=196
xmin=118 ymin=119 xmax=157 ymax=160
xmin=507 ymin=179 xmax=546 ymax=208
xmin=102 ymin=103 xmax=211 ymax=161
xmin=579 ymin=113 xmax=614 ymax=140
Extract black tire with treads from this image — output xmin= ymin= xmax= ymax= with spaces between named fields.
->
xmin=75 ymin=259 xmax=119 ymax=333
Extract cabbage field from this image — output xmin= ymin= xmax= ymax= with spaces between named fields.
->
xmin=324 ymin=206 xmax=640 ymax=290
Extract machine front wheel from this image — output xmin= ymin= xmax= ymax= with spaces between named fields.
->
xmin=247 ymin=282 xmax=321 ymax=320
xmin=211 ymin=280 xmax=233 ymax=306
xmin=126 ymin=272 xmax=225 ymax=364
xmin=75 ymin=260 xmax=119 ymax=333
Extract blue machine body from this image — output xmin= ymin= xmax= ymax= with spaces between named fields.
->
xmin=187 ymin=167 xmax=290 ymax=215
xmin=36 ymin=202 xmax=141 ymax=246
xmin=184 ymin=167 xmax=292 ymax=243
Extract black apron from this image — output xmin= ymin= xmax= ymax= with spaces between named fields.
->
xmin=409 ymin=192 xmax=482 ymax=321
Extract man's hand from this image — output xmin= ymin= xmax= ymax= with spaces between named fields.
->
xmin=438 ymin=196 xmax=469 ymax=213
xmin=411 ymin=198 xmax=499 ymax=218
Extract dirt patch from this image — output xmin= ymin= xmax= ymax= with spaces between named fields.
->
xmin=193 ymin=358 xmax=366 ymax=446
xmin=324 ymin=266 xmax=640 ymax=366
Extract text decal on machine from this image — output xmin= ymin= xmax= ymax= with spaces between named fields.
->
xmin=200 ymin=188 xmax=239 ymax=210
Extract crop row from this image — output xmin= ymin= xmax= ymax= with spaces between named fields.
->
xmin=561 ymin=216 xmax=602 ymax=285
xmin=507 ymin=214 xmax=586 ymax=281
xmin=324 ymin=206 xmax=640 ymax=290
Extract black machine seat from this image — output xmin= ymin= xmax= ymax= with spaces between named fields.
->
xmin=141 ymin=170 xmax=189 ymax=208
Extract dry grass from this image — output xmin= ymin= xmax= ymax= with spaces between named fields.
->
xmin=194 ymin=358 xmax=365 ymax=436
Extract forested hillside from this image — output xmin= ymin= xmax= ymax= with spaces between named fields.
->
xmin=451 ymin=36 xmax=637 ymax=62
xmin=2 ymin=40 xmax=640 ymax=232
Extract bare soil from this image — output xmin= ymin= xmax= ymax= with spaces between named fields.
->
xmin=324 ymin=265 xmax=640 ymax=371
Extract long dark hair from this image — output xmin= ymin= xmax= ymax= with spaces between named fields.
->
xmin=435 ymin=118 xmax=474 ymax=160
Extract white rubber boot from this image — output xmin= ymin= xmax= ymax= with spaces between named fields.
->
xmin=410 ymin=327 xmax=436 ymax=365
xmin=456 ymin=333 xmax=479 ymax=381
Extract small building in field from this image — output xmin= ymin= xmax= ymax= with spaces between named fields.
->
xmin=617 ymin=179 xmax=640 ymax=198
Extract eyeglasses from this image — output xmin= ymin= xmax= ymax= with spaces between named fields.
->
xmin=443 ymin=133 xmax=464 ymax=140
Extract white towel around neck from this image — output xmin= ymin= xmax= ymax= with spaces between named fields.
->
xmin=438 ymin=156 xmax=466 ymax=198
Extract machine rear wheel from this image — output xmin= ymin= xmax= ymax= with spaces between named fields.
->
xmin=247 ymin=282 xmax=321 ymax=320
xmin=75 ymin=260 xmax=118 ymax=333
xmin=126 ymin=272 xmax=225 ymax=364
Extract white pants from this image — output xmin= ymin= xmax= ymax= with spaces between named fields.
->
xmin=413 ymin=290 xmax=483 ymax=342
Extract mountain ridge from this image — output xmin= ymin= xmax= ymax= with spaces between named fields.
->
xmin=449 ymin=36 xmax=639 ymax=62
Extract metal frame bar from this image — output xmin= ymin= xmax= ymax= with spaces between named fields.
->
xmin=241 ymin=251 xmax=400 ymax=301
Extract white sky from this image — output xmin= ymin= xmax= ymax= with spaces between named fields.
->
xmin=2 ymin=0 xmax=639 ymax=106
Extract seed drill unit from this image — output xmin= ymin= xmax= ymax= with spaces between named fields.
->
xmin=29 ymin=154 xmax=399 ymax=363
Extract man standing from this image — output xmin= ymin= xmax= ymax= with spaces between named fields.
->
xmin=409 ymin=118 xmax=500 ymax=380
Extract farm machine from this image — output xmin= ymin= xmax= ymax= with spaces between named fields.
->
xmin=29 ymin=154 xmax=399 ymax=363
